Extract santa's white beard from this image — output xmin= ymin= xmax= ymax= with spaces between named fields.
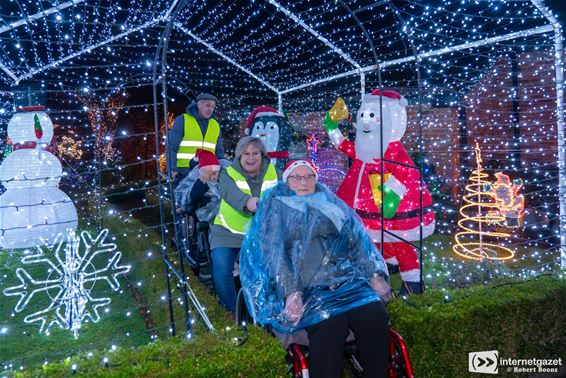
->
xmin=355 ymin=138 xmax=383 ymax=162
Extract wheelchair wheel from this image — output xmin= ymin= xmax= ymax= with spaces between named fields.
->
xmin=287 ymin=344 xmax=309 ymax=378
xmin=387 ymin=328 xmax=414 ymax=378
xmin=235 ymin=288 xmax=253 ymax=326
xmin=181 ymin=214 xmax=200 ymax=274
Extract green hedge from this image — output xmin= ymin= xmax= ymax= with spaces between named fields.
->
xmin=388 ymin=275 xmax=565 ymax=377
xmin=15 ymin=275 xmax=565 ymax=377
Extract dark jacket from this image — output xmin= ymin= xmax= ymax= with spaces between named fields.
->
xmin=166 ymin=102 xmax=226 ymax=175
xmin=189 ymin=178 xmax=213 ymax=211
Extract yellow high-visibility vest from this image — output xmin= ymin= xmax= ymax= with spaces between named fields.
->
xmin=176 ymin=114 xmax=220 ymax=168
xmin=214 ymin=164 xmax=278 ymax=235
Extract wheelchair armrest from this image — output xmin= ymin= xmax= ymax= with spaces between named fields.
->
xmin=235 ymin=288 xmax=254 ymax=326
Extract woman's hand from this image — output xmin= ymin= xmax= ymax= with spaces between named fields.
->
xmin=370 ymin=275 xmax=392 ymax=303
xmin=284 ymin=292 xmax=303 ymax=325
xmin=245 ymin=196 xmax=259 ymax=213
xmin=198 ymin=166 xmax=218 ymax=183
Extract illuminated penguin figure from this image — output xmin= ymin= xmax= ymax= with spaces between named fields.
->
xmin=245 ymin=106 xmax=294 ymax=171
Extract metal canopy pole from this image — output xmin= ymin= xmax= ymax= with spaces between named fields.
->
xmin=530 ymin=0 xmax=566 ymax=268
xmin=555 ymin=21 xmax=566 ymax=270
xmin=0 ymin=0 xmax=85 ymax=35
xmin=152 ymin=0 xmax=215 ymax=337
xmin=0 ymin=62 xmax=18 ymax=83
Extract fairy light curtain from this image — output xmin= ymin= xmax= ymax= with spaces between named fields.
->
xmin=0 ymin=0 xmax=563 ymax=370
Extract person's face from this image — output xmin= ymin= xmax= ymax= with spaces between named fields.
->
xmin=209 ymin=168 xmax=220 ymax=181
xmin=197 ymin=100 xmax=216 ymax=119
xmin=240 ymin=143 xmax=262 ymax=176
xmin=286 ymin=165 xmax=316 ymax=196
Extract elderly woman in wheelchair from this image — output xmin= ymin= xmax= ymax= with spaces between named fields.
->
xmin=240 ymin=160 xmax=392 ymax=378
xmin=174 ymin=149 xmax=230 ymax=287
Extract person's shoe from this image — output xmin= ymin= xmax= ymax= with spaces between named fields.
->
xmin=226 ymin=311 xmax=235 ymax=322
xmin=399 ymin=281 xmax=423 ymax=296
xmin=184 ymin=250 xmax=199 ymax=272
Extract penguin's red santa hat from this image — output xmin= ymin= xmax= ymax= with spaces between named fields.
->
xmin=244 ymin=106 xmax=284 ymax=135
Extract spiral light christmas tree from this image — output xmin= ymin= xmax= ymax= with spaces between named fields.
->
xmin=0 ymin=99 xmax=78 ymax=249
xmin=453 ymin=143 xmax=515 ymax=261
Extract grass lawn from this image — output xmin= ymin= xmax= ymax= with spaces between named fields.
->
xmin=0 ymin=197 xmax=232 ymax=371
xmin=419 ymin=232 xmax=560 ymax=289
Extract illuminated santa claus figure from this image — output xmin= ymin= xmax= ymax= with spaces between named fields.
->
xmin=324 ymin=89 xmax=435 ymax=295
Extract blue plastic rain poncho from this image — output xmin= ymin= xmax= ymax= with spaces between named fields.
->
xmin=240 ymin=182 xmax=389 ymax=334
xmin=174 ymin=159 xmax=230 ymax=222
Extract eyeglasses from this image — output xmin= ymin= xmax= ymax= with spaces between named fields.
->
xmin=287 ymin=174 xmax=316 ymax=183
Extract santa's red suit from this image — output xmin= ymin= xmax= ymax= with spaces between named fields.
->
xmin=336 ymin=139 xmax=435 ymax=283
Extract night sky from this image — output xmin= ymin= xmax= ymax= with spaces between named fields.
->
xmin=545 ymin=0 xmax=566 ymax=33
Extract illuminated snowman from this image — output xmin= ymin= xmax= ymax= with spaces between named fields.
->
xmin=0 ymin=105 xmax=77 ymax=249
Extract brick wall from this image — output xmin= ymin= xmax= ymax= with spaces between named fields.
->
xmin=463 ymin=52 xmax=559 ymax=167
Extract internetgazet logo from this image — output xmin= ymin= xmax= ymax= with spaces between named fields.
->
xmin=469 ymin=351 xmax=498 ymax=374
xmin=469 ymin=351 xmax=562 ymax=375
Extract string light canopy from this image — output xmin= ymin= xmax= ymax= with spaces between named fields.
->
xmin=0 ymin=1 xmax=559 ymax=96
xmin=0 ymin=0 xmax=565 ymax=371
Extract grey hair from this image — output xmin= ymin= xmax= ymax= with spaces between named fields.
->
xmin=234 ymin=136 xmax=268 ymax=160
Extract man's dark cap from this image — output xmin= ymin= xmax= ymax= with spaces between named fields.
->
xmin=196 ymin=93 xmax=218 ymax=101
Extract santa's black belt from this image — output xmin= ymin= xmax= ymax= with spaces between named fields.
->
xmin=355 ymin=206 xmax=434 ymax=221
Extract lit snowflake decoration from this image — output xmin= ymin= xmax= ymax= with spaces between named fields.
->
xmin=3 ymin=229 xmax=130 ymax=339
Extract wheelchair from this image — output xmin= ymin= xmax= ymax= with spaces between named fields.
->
xmin=235 ymin=289 xmax=414 ymax=378
xmin=181 ymin=211 xmax=215 ymax=290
